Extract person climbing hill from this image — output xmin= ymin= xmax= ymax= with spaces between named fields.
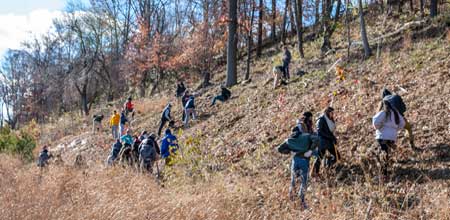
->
xmin=373 ymin=99 xmax=405 ymax=177
xmin=92 ymin=114 xmax=104 ymax=134
xmin=292 ymin=112 xmax=315 ymax=134
xmin=109 ymin=110 xmax=120 ymax=139
xmin=272 ymin=66 xmax=288 ymax=89
xmin=176 ymin=81 xmax=186 ymax=97
xmin=160 ymin=129 xmax=180 ymax=166
xmin=184 ymin=96 xmax=196 ymax=127
xmin=139 ymin=133 xmax=160 ymax=174
xmin=37 ymin=145 xmax=52 ymax=168
xmin=119 ymin=110 xmax=128 ymax=136
xmin=181 ymin=90 xmax=190 ymax=121
xmin=381 ymin=88 xmax=414 ymax=148
xmin=107 ymin=139 xmax=123 ymax=166
xmin=211 ymin=86 xmax=231 ymax=106
xmin=282 ymin=46 xmax=292 ymax=80
xmin=277 ymin=114 xmax=318 ymax=210
xmin=158 ymin=103 xmax=172 ymax=137
xmin=124 ymin=97 xmax=135 ymax=119
xmin=312 ymin=107 xmax=340 ymax=175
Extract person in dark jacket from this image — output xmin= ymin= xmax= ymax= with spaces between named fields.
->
xmin=381 ymin=88 xmax=414 ymax=148
xmin=282 ymin=46 xmax=292 ymax=80
xmin=176 ymin=81 xmax=186 ymax=97
xmin=37 ymin=145 xmax=52 ymax=168
xmin=184 ymin=96 xmax=196 ymax=127
xmin=181 ymin=90 xmax=190 ymax=121
xmin=139 ymin=133 xmax=161 ymax=174
xmin=92 ymin=114 xmax=104 ymax=134
xmin=312 ymin=107 xmax=340 ymax=175
xmin=211 ymin=86 xmax=231 ymax=106
xmin=119 ymin=111 xmax=128 ymax=136
xmin=158 ymin=103 xmax=172 ymax=137
xmin=107 ymin=139 xmax=122 ymax=166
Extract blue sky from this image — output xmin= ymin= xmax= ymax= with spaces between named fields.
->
xmin=0 ymin=0 xmax=89 ymax=58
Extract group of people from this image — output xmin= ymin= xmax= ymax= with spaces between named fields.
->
xmin=103 ymin=82 xmax=233 ymax=174
xmin=278 ymin=88 xmax=414 ymax=209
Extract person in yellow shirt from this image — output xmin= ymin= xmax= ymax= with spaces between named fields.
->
xmin=109 ymin=110 xmax=120 ymax=139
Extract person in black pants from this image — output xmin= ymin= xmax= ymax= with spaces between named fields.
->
xmin=211 ymin=86 xmax=231 ymax=106
xmin=313 ymin=107 xmax=340 ymax=175
xmin=282 ymin=46 xmax=292 ymax=80
xmin=158 ymin=103 xmax=172 ymax=137
xmin=176 ymin=81 xmax=186 ymax=97
xmin=181 ymin=90 xmax=190 ymax=121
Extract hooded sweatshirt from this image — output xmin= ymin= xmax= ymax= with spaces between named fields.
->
xmin=373 ymin=110 xmax=405 ymax=141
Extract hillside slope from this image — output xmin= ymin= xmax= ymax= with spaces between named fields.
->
xmin=1 ymin=16 xmax=449 ymax=220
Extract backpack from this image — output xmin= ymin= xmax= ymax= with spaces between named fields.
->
xmin=278 ymin=133 xmax=315 ymax=154
xmin=140 ymin=139 xmax=156 ymax=162
xmin=382 ymin=88 xmax=407 ymax=115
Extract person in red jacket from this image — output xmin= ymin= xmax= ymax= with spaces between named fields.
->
xmin=124 ymin=97 xmax=135 ymax=119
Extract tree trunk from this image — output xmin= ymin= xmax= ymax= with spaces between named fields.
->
xmin=202 ymin=70 xmax=211 ymax=88
xmin=346 ymin=0 xmax=351 ymax=60
xmin=409 ymin=0 xmax=414 ymax=11
xmin=281 ymin=0 xmax=290 ymax=44
xmin=315 ymin=0 xmax=321 ymax=32
xmin=246 ymin=2 xmax=256 ymax=80
xmin=227 ymin=0 xmax=238 ymax=87
xmin=293 ymin=0 xmax=304 ymax=58
xmin=321 ymin=0 xmax=333 ymax=54
xmin=256 ymin=0 xmax=264 ymax=57
xmin=420 ymin=0 xmax=424 ymax=17
xmin=289 ymin=1 xmax=296 ymax=33
xmin=271 ymin=0 xmax=277 ymax=41
xmin=81 ymin=92 xmax=89 ymax=116
xmin=430 ymin=0 xmax=438 ymax=17
xmin=358 ymin=0 xmax=372 ymax=58
xmin=334 ymin=0 xmax=342 ymax=25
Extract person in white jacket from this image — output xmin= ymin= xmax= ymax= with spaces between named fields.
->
xmin=372 ymin=100 xmax=405 ymax=176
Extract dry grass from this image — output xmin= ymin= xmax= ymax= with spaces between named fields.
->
xmin=1 ymin=12 xmax=450 ymax=220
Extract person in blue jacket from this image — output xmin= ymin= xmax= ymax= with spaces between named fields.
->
xmin=119 ymin=110 xmax=128 ymax=136
xmin=160 ymin=129 xmax=180 ymax=166
xmin=107 ymin=139 xmax=123 ymax=166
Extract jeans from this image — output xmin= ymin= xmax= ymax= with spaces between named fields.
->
xmin=313 ymin=137 xmax=340 ymax=174
xmin=111 ymin=125 xmax=119 ymax=139
xmin=184 ymin=108 xmax=196 ymax=127
xmin=211 ymin=95 xmax=226 ymax=106
xmin=119 ymin=123 xmax=126 ymax=136
xmin=290 ymin=156 xmax=309 ymax=203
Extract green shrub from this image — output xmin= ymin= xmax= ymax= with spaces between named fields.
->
xmin=0 ymin=126 xmax=36 ymax=162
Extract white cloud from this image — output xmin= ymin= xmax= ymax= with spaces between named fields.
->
xmin=0 ymin=9 xmax=62 ymax=57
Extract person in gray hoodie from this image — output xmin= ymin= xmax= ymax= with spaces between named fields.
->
xmin=372 ymin=100 xmax=405 ymax=176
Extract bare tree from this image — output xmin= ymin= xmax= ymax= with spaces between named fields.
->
xmin=293 ymin=0 xmax=304 ymax=57
xmin=245 ymin=0 xmax=256 ymax=80
xmin=227 ymin=0 xmax=238 ymax=86
xmin=358 ymin=0 xmax=371 ymax=58
xmin=256 ymin=0 xmax=264 ymax=57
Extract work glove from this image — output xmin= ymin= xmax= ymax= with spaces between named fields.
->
xmin=304 ymin=150 xmax=313 ymax=158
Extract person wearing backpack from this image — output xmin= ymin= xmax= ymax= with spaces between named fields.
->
xmin=272 ymin=65 xmax=288 ymax=89
xmin=381 ymin=88 xmax=414 ymax=148
xmin=139 ymin=133 xmax=161 ymax=174
xmin=107 ymin=139 xmax=122 ymax=166
xmin=312 ymin=107 xmax=340 ymax=175
xmin=158 ymin=103 xmax=172 ymax=137
xmin=119 ymin=110 xmax=128 ymax=136
xmin=92 ymin=114 xmax=104 ymax=134
xmin=160 ymin=129 xmax=180 ymax=166
xmin=37 ymin=145 xmax=53 ymax=168
xmin=211 ymin=86 xmax=232 ymax=106
xmin=184 ymin=96 xmax=196 ymax=127
xmin=373 ymin=99 xmax=405 ymax=176
xmin=109 ymin=110 xmax=120 ymax=139
xmin=277 ymin=121 xmax=318 ymax=209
